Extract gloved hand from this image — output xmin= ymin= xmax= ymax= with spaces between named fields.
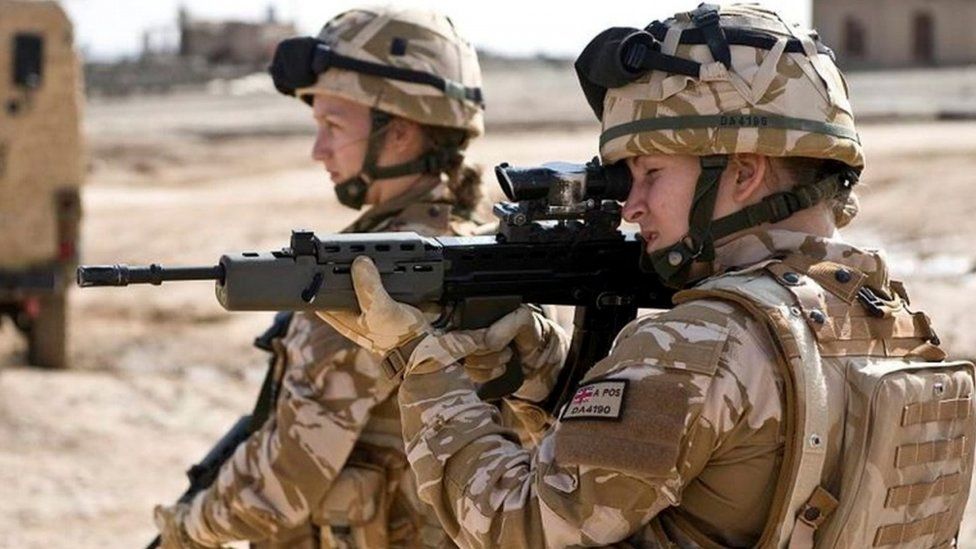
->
xmin=461 ymin=346 xmax=512 ymax=384
xmin=316 ymin=256 xmax=488 ymax=378
xmin=469 ymin=305 xmax=569 ymax=402
xmin=153 ymin=502 xmax=213 ymax=549
xmin=316 ymin=256 xmax=431 ymax=356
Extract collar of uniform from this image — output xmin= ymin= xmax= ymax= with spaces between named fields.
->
xmin=342 ymin=175 xmax=449 ymax=233
xmin=379 ymin=177 xmax=454 ymax=233
xmin=710 ymin=228 xmax=890 ymax=289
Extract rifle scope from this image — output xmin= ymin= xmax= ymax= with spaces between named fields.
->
xmin=495 ymin=158 xmax=632 ymax=204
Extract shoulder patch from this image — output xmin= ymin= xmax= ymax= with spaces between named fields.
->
xmin=561 ymin=380 xmax=627 ymax=421
xmin=554 ymin=369 xmax=700 ymax=478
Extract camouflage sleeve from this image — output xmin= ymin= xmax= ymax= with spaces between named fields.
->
xmin=182 ymin=313 xmax=398 ymax=545
xmin=397 ymin=299 xmax=775 ymax=547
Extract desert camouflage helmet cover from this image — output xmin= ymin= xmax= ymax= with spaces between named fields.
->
xmin=296 ymin=7 xmax=484 ymax=137
xmin=595 ymin=3 xmax=864 ymax=169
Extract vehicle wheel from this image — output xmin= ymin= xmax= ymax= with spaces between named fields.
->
xmin=27 ymin=293 xmax=68 ymax=369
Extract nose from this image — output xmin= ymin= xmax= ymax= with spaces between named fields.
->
xmin=311 ymin=126 xmax=331 ymax=162
xmin=621 ymin=182 xmax=646 ymax=224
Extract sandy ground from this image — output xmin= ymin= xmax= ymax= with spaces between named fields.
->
xmin=2 ymin=88 xmax=976 ymax=547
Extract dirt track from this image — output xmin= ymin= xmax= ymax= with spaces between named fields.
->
xmin=2 ymin=91 xmax=976 ymax=547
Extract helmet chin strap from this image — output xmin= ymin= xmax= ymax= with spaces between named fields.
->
xmin=642 ymin=155 xmax=860 ymax=288
xmin=334 ymin=109 xmax=461 ymax=210
xmin=643 ymin=155 xmax=728 ymax=288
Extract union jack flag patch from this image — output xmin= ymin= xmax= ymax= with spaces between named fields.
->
xmin=561 ymin=380 xmax=627 ymax=421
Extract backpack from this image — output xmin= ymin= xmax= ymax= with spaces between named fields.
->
xmin=677 ymin=255 xmax=976 ymax=548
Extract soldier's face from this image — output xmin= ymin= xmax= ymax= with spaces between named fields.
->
xmin=621 ymin=154 xmax=700 ymax=253
xmin=310 ymin=94 xmax=373 ymax=184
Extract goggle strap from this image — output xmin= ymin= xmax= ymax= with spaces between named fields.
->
xmin=313 ymin=43 xmax=484 ymax=107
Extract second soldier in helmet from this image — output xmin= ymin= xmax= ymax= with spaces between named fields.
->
xmin=151 ymin=7 xmax=569 ymax=548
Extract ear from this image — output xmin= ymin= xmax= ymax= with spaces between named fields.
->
xmin=384 ymin=117 xmax=424 ymax=155
xmin=727 ymin=154 xmax=771 ymax=205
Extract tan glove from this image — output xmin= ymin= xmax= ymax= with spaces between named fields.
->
xmin=316 ymin=256 xmax=432 ymax=356
xmin=473 ymin=305 xmax=569 ymax=402
xmin=316 ymin=256 xmax=489 ymax=378
xmin=462 ymin=344 xmax=513 ymax=383
xmin=462 ymin=306 xmax=552 ymax=381
xmin=153 ymin=502 xmax=214 ymax=549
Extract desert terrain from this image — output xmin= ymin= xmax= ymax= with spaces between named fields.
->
xmin=2 ymin=64 xmax=976 ymax=547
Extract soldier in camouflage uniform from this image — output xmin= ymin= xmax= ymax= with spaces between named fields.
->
xmin=315 ymin=4 xmax=973 ymax=548
xmin=152 ymin=7 xmax=569 ymax=549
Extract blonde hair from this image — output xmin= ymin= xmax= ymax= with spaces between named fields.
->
xmin=769 ymin=156 xmax=860 ymax=228
xmin=422 ymin=125 xmax=483 ymax=215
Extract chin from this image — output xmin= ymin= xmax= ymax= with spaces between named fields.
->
xmin=642 ymin=236 xmax=662 ymax=254
xmin=643 ymin=236 xmax=681 ymax=255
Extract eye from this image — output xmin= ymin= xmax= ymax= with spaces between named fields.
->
xmin=639 ymin=168 xmax=660 ymax=184
xmin=318 ymin=116 xmax=342 ymax=131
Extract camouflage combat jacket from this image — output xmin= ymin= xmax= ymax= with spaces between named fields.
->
xmin=396 ymin=228 xmax=946 ymax=548
xmin=184 ymin=179 xmax=485 ymax=548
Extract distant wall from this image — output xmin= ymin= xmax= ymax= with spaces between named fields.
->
xmin=180 ymin=21 xmax=295 ymax=66
xmin=814 ymin=0 xmax=976 ymax=69
xmin=84 ymin=59 xmax=255 ymax=97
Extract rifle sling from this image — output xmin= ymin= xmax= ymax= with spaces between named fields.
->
xmin=249 ymin=311 xmax=295 ymax=430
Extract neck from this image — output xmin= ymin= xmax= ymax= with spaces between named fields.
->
xmin=366 ymin=173 xmax=430 ymax=205
xmin=767 ymin=203 xmax=841 ymax=239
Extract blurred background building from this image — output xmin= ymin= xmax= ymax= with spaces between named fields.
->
xmin=814 ymin=0 xmax=976 ymax=69
xmin=176 ymin=5 xmax=295 ymax=66
xmin=86 ymin=4 xmax=295 ymax=96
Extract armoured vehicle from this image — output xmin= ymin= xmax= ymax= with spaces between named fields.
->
xmin=0 ymin=0 xmax=84 ymax=368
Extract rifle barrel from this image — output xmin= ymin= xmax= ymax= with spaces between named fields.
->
xmin=77 ymin=264 xmax=223 ymax=287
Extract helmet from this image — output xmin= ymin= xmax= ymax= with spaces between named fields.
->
xmin=275 ymin=7 xmax=483 ymax=136
xmin=578 ymin=3 xmax=862 ymax=168
xmin=575 ymin=3 xmax=863 ymax=286
xmin=269 ymin=7 xmax=484 ymax=209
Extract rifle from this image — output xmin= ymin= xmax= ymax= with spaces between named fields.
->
xmin=79 ymin=158 xmax=672 ymax=411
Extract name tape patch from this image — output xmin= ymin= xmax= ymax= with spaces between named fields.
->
xmin=561 ymin=380 xmax=627 ymax=421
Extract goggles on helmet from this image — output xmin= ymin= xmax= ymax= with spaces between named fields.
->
xmin=270 ymin=36 xmax=484 ymax=108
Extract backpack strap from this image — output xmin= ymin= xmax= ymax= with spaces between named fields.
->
xmin=789 ymin=486 xmax=839 ymax=549
xmin=676 ymin=264 xmax=833 ymax=548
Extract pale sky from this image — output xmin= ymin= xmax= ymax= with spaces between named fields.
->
xmin=62 ymin=1 xmax=812 ymax=61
